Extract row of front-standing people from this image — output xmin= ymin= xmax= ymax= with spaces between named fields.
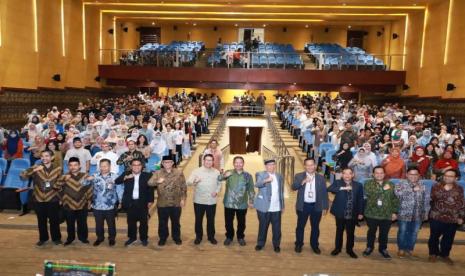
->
xmin=20 ymin=150 xmax=465 ymax=266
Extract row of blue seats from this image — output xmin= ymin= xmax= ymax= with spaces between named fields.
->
xmin=140 ymin=41 xmax=205 ymax=53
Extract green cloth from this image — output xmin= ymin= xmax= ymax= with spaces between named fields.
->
xmin=364 ymin=179 xmax=399 ymax=220
xmin=219 ymin=170 xmax=255 ymax=210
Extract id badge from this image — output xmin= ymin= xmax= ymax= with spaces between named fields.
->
xmin=377 ymin=199 xmax=383 ymax=207
xmin=308 ymin=191 xmax=314 ymax=199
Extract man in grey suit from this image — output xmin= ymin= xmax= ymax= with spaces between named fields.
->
xmin=292 ymin=158 xmax=329 ymax=254
xmin=254 ymin=159 xmax=285 ymax=253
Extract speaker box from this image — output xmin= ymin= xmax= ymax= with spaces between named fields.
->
xmin=52 ymin=74 xmax=61 ymax=82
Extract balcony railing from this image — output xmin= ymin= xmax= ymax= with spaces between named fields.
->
xmin=99 ymin=49 xmax=406 ymax=71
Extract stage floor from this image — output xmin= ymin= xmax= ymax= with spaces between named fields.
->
xmin=1 ymin=154 xmax=464 ymax=275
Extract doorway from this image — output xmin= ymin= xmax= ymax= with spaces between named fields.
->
xmin=347 ymin=30 xmax=364 ymax=49
xmin=229 ymin=127 xmax=262 ymax=154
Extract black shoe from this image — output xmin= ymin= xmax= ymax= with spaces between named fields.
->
xmin=80 ymin=240 xmax=90 ymax=244
xmin=124 ymin=239 xmax=136 ymax=246
xmin=312 ymin=247 xmax=321 ymax=255
xmin=363 ymin=247 xmax=373 ymax=257
xmin=158 ymin=239 xmax=166 ymax=246
xmin=19 ymin=211 xmax=29 ymax=216
xmin=255 ymin=245 xmax=263 ymax=251
xmin=36 ymin=240 xmax=47 ymax=247
xmin=208 ymin=238 xmax=218 ymax=245
xmin=274 ymin=246 xmax=281 ymax=253
xmin=53 ymin=240 xmax=62 ymax=245
xmin=331 ymin=249 xmax=341 ymax=256
xmin=109 ymin=240 xmax=115 ymax=247
xmin=347 ymin=250 xmax=358 ymax=259
xmin=64 ymin=240 xmax=73 ymax=246
xmin=93 ymin=240 xmax=103 ymax=246
xmin=141 ymin=240 xmax=148 ymax=247
xmin=174 ymin=240 xmax=182 ymax=245
xmin=295 ymin=245 xmax=303 ymax=253
xmin=238 ymin=239 xmax=246 ymax=246
xmin=194 ymin=238 xmax=202 ymax=245
xmin=380 ymin=250 xmax=392 ymax=259
xmin=224 ymin=238 xmax=232 ymax=246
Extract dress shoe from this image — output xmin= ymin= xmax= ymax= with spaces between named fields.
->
xmin=238 ymin=239 xmax=246 ymax=246
xmin=174 ymin=240 xmax=182 ymax=245
xmin=93 ymin=240 xmax=103 ymax=247
xmin=440 ymin=256 xmax=454 ymax=265
xmin=330 ymin=249 xmax=341 ymax=256
xmin=295 ymin=245 xmax=303 ymax=253
xmin=347 ymin=250 xmax=358 ymax=259
xmin=223 ymin=238 xmax=232 ymax=246
xmin=158 ymin=239 xmax=166 ymax=246
xmin=397 ymin=250 xmax=406 ymax=258
xmin=255 ymin=245 xmax=263 ymax=251
xmin=428 ymin=255 xmax=437 ymax=263
xmin=53 ymin=240 xmax=62 ymax=245
xmin=274 ymin=246 xmax=281 ymax=253
xmin=208 ymin=238 xmax=218 ymax=245
xmin=63 ymin=240 xmax=74 ymax=246
xmin=141 ymin=240 xmax=148 ymax=247
xmin=362 ymin=247 xmax=373 ymax=257
xmin=312 ymin=247 xmax=321 ymax=255
xmin=379 ymin=250 xmax=392 ymax=259
xmin=36 ymin=240 xmax=47 ymax=247
xmin=194 ymin=238 xmax=202 ymax=245
xmin=124 ymin=239 xmax=136 ymax=246
xmin=109 ymin=240 xmax=116 ymax=247
xmin=80 ymin=240 xmax=90 ymax=244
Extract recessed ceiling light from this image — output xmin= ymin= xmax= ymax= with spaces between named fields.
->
xmin=193 ymin=23 xmax=197 ymax=26
xmin=348 ymin=83 xmax=352 ymax=86
xmin=151 ymin=22 xmax=155 ymax=25
xmin=293 ymin=82 xmax=297 ymax=85
xmin=234 ymin=23 xmax=238 ymax=27
xmin=305 ymin=24 xmax=309 ymax=28
xmin=348 ymin=25 xmax=352 ymax=29
xmin=342 ymin=3 xmax=346 ymax=6
xmin=263 ymin=24 xmax=267 ymax=27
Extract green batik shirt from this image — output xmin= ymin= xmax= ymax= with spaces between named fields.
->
xmin=364 ymin=179 xmax=399 ymax=220
xmin=219 ymin=170 xmax=255 ymax=210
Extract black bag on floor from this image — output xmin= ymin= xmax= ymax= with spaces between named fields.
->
xmin=0 ymin=188 xmax=22 ymax=210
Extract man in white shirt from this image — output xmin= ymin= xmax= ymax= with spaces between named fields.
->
xmin=254 ymin=159 xmax=285 ymax=253
xmin=187 ymin=154 xmax=221 ymax=245
xmin=64 ymin=137 xmax=92 ymax=173
xmin=90 ymin=142 xmax=119 ymax=174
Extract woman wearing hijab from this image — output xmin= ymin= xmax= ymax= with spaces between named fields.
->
xmin=348 ymin=147 xmax=373 ymax=182
xmin=26 ymin=136 xmax=46 ymax=165
xmin=149 ymin=131 xmax=167 ymax=160
xmin=382 ymin=147 xmax=406 ymax=180
xmin=434 ymin=151 xmax=459 ymax=179
xmin=334 ymin=142 xmax=353 ymax=170
xmin=409 ymin=146 xmax=431 ymax=178
xmin=3 ymin=130 xmax=23 ymax=160
xmin=418 ymin=129 xmax=433 ymax=147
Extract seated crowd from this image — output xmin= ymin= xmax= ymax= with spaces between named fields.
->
xmin=0 ymin=91 xmax=221 ymax=214
xmin=277 ymin=93 xmax=465 ymax=263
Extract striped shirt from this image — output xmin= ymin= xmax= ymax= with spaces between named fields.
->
xmin=20 ymin=164 xmax=62 ymax=203
xmin=55 ymin=172 xmax=93 ymax=210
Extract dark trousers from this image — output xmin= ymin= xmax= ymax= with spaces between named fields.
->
xmin=34 ymin=201 xmax=61 ymax=242
xmin=428 ymin=219 xmax=458 ymax=257
xmin=256 ymin=210 xmax=282 ymax=247
xmin=157 ymin=206 xmax=182 ymax=241
xmin=127 ymin=200 xmax=149 ymax=241
xmin=366 ymin=217 xmax=392 ymax=251
xmin=194 ymin=203 xmax=216 ymax=240
xmin=335 ymin=217 xmax=356 ymax=251
xmin=224 ymin=207 xmax=247 ymax=240
xmin=295 ymin=202 xmax=322 ymax=248
xmin=65 ymin=209 xmax=88 ymax=242
xmin=175 ymin=144 xmax=183 ymax=164
xmin=93 ymin=209 xmax=117 ymax=242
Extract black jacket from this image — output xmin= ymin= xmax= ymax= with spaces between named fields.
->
xmin=115 ymin=172 xmax=155 ymax=209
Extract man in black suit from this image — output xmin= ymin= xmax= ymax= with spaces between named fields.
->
xmin=292 ymin=158 xmax=329 ymax=254
xmin=115 ymin=159 xmax=155 ymax=246
xmin=327 ymin=167 xmax=364 ymax=258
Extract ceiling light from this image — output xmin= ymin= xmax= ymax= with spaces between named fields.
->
xmin=234 ymin=23 xmax=238 ymax=27
xmin=263 ymin=24 xmax=267 ymax=27
xmin=348 ymin=25 xmax=352 ymax=29
xmin=348 ymin=83 xmax=352 ymax=86
xmin=151 ymin=21 xmax=155 ymax=25
xmin=305 ymin=24 xmax=309 ymax=28
xmin=193 ymin=22 xmax=197 ymax=26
